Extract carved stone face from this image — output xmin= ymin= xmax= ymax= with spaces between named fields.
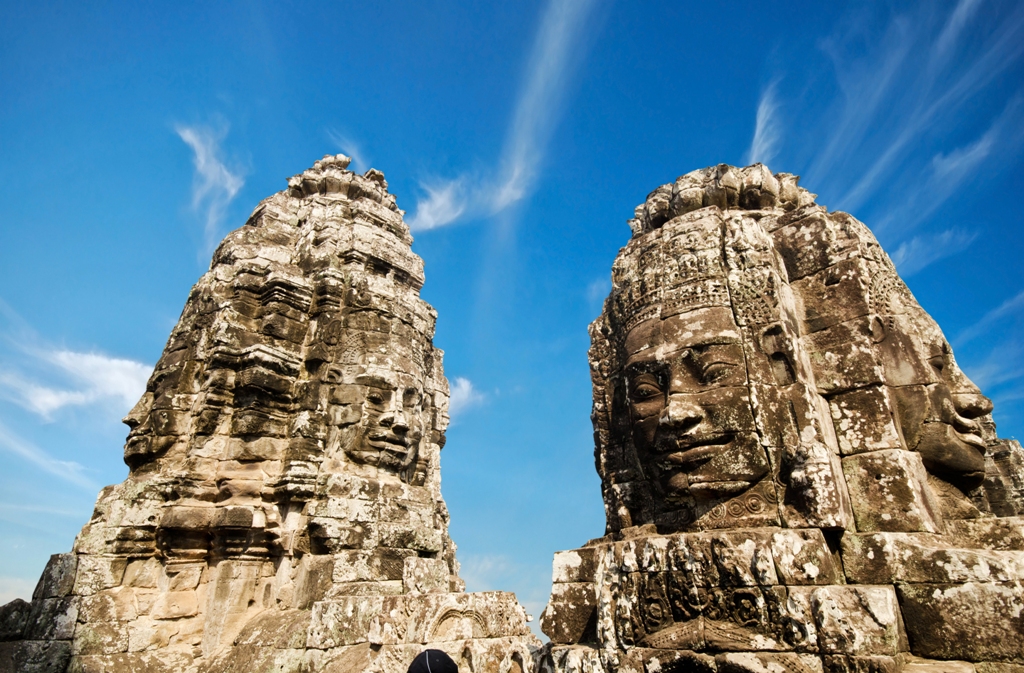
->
xmin=345 ymin=371 xmax=426 ymax=472
xmin=876 ymin=310 xmax=993 ymax=490
xmin=624 ymin=307 xmax=769 ymax=503
xmin=122 ymin=385 xmax=185 ymax=470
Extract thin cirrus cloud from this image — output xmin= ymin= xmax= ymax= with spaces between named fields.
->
xmin=326 ymin=129 xmax=370 ymax=173
xmin=830 ymin=2 xmax=1024 ymax=218
xmin=889 ymin=229 xmax=978 ymax=278
xmin=0 ymin=349 xmax=151 ymax=420
xmin=176 ymin=124 xmax=245 ymax=253
xmin=747 ymin=0 xmax=1024 ymax=275
xmin=408 ymin=0 xmax=598 ymax=232
xmin=745 ymin=80 xmax=782 ymax=167
xmin=0 ymin=420 xmax=97 ymax=491
xmin=954 ymin=288 xmax=1024 ymax=348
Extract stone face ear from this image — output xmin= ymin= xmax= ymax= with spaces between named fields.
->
xmin=869 ymin=314 xmax=887 ymax=343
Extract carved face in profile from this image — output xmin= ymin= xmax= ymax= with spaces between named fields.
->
xmin=345 ymin=371 xmax=426 ymax=472
xmin=874 ymin=307 xmax=993 ymax=490
xmin=122 ymin=368 xmax=186 ymax=470
xmin=624 ymin=307 xmax=769 ymax=503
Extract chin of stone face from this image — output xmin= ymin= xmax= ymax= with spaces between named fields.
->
xmin=539 ymin=163 xmax=1024 ymax=672
xmin=0 ymin=155 xmax=539 ymax=673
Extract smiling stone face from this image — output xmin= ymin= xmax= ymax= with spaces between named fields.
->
xmin=345 ymin=371 xmax=427 ymax=473
xmin=876 ymin=306 xmax=993 ymax=491
xmin=624 ymin=307 xmax=769 ymax=503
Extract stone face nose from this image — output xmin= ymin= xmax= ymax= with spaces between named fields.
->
xmin=661 ymin=395 xmax=704 ymax=434
xmin=383 ymin=408 xmax=410 ymax=433
xmin=121 ymin=392 xmax=151 ymax=430
xmin=953 ymin=391 xmax=994 ymax=419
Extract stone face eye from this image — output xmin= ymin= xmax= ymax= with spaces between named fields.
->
xmin=367 ymin=392 xmax=384 ymax=405
xmin=631 ymin=382 xmax=661 ymax=400
xmin=701 ymin=362 xmax=732 ymax=383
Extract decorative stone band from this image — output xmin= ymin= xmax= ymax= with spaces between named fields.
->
xmin=608 ymin=209 xmax=786 ymax=336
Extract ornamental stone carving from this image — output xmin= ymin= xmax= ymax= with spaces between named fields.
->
xmin=541 ymin=164 xmax=1024 ymax=673
xmin=0 ymin=156 xmax=539 ymax=673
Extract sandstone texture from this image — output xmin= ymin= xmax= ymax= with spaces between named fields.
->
xmin=0 ymin=156 xmax=539 ymax=673
xmin=540 ymin=164 xmax=1024 ymax=672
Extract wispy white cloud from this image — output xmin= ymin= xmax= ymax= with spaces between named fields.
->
xmin=783 ymin=2 xmax=1024 ymax=226
xmin=449 ymin=376 xmax=485 ymax=418
xmin=459 ymin=554 xmax=513 ymax=593
xmin=408 ymin=180 xmax=467 ymax=231
xmin=931 ymin=131 xmax=995 ymax=180
xmin=746 ymin=80 xmax=782 ymax=166
xmin=491 ymin=0 xmax=596 ymax=212
xmin=0 ymin=350 xmax=151 ymax=420
xmin=853 ymin=15 xmax=1023 ymax=215
xmin=176 ymin=124 xmax=244 ymax=251
xmin=409 ymin=0 xmax=598 ymax=230
xmin=326 ymin=129 xmax=370 ymax=173
xmin=0 ymin=421 xmax=97 ymax=490
xmin=955 ymin=288 xmax=1024 ymax=347
xmin=935 ymin=0 xmax=984 ymax=61
xmin=889 ymin=228 xmax=977 ymax=277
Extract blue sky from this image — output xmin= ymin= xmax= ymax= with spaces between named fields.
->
xmin=2 ymin=0 xmax=1024 ymax=630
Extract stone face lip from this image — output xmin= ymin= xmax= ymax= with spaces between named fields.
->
xmin=0 ymin=155 xmax=539 ymax=673
xmin=542 ymin=163 xmax=1024 ymax=672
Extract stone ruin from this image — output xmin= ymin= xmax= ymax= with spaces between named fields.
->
xmin=539 ymin=165 xmax=1024 ymax=673
xmin=3 ymin=159 xmax=1024 ymax=673
xmin=0 ymin=156 xmax=538 ymax=673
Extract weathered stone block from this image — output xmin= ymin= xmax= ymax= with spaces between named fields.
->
xmin=150 ymin=591 xmax=198 ymax=620
xmin=0 ymin=639 xmax=72 ymax=673
xmin=377 ymin=521 xmax=443 ymax=552
xmin=842 ymin=450 xmax=944 ymax=533
xmin=828 ymin=386 xmax=902 ymax=456
xmin=122 ymin=559 xmax=160 ymax=589
xmin=72 ymin=557 xmax=127 ymax=597
xmin=897 ymin=581 xmax=1024 ymax=662
xmin=717 ymin=651 xmax=824 ymax=672
xmin=32 ymin=554 xmax=78 ymax=600
xmin=72 ymin=621 xmax=130 ymax=655
xmin=367 ymin=592 xmax=530 ymax=645
xmin=770 ymin=529 xmax=841 ymax=585
xmin=543 ymin=644 xmax=605 ymax=673
xmin=0 ymin=599 xmax=31 ymax=642
xmin=66 ymin=650 xmax=193 ymax=673
xmin=540 ymin=583 xmax=597 ymax=645
xmin=822 ymin=654 xmax=900 ymax=673
xmin=306 ymin=596 xmax=385 ymax=649
xmin=232 ymin=609 xmax=311 ymax=649
xmin=792 ymin=258 xmax=874 ymax=334
xmin=551 ymin=548 xmax=600 ymax=584
xmin=78 ymin=589 xmax=136 ymax=624
xmin=712 ymin=532 xmax=779 ymax=586
xmin=807 ymin=585 xmax=906 ymax=656
xmin=842 ymin=533 xmax=1024 ymax=584
xmin=804 ymin=318 xmax=884 ymax=394
xmin=402 ymin=557 xmax=448 ymax=594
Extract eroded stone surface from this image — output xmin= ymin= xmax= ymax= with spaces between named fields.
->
xmin=540 ymin=164 xmax=1024 ymax=672
xmin=0 ymin=156 xmax=539 ymax=673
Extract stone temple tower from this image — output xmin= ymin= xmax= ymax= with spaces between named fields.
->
xmin=540 ymin=165 xmax=1024 ymax=672
xmin=0 ymin=156 xmax=539 ymax=673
